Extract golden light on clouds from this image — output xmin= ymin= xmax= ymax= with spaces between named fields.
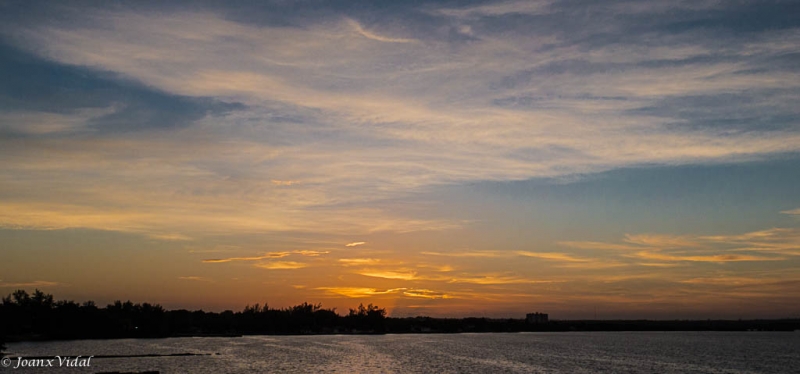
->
xmin=632 ymin=252 xmax=782 ymax=263
xmin=357 ymin=270 xmax=419 ymax=281
xmin=402 ymin=289 xmax=451 ymax=299
xmin=0 ymin=280 xmax=62 ymax=288
xmin=421 ymin=251 xmax=505 ymax=258
xmin=203 ymin=250 xmax=330 ymax=263
xmin=177 ymin=276 xmax=211 ymax=282
xmin=294 ymin=250 xmax=330 ymax=257
xmin=315 ymin=287 xmax=406 ymax=298
xmin=447 ymin=275 xmax=556 ymax=285
xmin=338 ymin=258 xmax=383 ymax=266
xmin=254 ymin=261 xmax=308 ymax=270
xmin=271 ymin=180 xmax=299 ymax=186
xmin=202 ymin=253 xmax=291 ymax=263
xmin=515 ymin=251 xmax=590 ymax=262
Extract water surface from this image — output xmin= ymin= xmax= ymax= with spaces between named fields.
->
xmin=5 ymin=332 xmax=799 ymax=373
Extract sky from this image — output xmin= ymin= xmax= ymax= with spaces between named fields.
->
xmin=1 ymin=0 xmax=799 ymax=319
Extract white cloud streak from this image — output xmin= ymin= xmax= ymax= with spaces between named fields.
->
xmin=346 ymin=19 xmax=417 ymax=43
xmin=0 ymin=280 xmax=62 ymax=288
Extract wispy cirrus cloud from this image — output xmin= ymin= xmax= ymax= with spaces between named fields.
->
xmin=632 ymin=251 xmax=782 ymax=263
xmin=557 ymin=241 xmax=644 ymax=251
xmin=345 ymin=242 xmax=366 ymax=247
xmin=294 ymin=250 xmax=330 ymax=257
xmin=424 ymin=250 xmax=595 ymax=264
xmin=421 ymin=250 xmax=506 ymax=258
xmin=271 ymin=180 xmax=299 ymax=186
xmin=699 ymin=228 xmax=798 ymax=242
xmin=679 ymin=276 xmax=788 ymax=286
xmin=561 ymin=220 xmax=800 ymax=264
xmin=698 ymin=228 xmax=800 ymax=255
xmin=346 ymin=19 xmax=417 ymax=44
xmin=177 ymin=276 xmax=211 ymax=282
xmin=432 ymin=0 xmax=554 ymax=18
xmin=0 ymin=280 xmax=62 ymax=288
xmin=338 ymin=258 xmax=382 ymax=266
xmin=356 ymin=270 xmax=420 ymax=281
xmin=314 ymin=286 xmax=452 ymax=300
xmin=636 ymin=262 xmax=680 ymax=268
xmin=402 ymin=289 xmax=451 ymax=299
xmin=203 ymin=250 xmax=329 ymax=263
xmin=622 ymin=234 xmax=701 ymax=249
xmin=202 ymin=252 xmax=291 ymax=263
xmin=149 ymin=233 xmax=193 ymax=241
xmin=555 ymin=261 xmax=629 ymax=270
xmin=415 ymin=263 xmax=455 ymax=272
xmin=447 ymin=274 xmax=555 ymax=285
xmin=254 ymin=261 xmax=308 ymax=270
xmin=515 ymin=251 xmax=590 ymax=262
xmin=314 ymin=287 xmax=407 ymax=298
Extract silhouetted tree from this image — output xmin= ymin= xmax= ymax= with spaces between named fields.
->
xmin=345 ymin=303 xmax=387 ymax=332
xmin=12 ymin=289 xmax=30 ymax=305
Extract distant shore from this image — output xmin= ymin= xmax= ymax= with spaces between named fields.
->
xmin=4 ymin=318 xmax=798 ymax=344
xmin=2 ymin=290 xmax=797 ymax=348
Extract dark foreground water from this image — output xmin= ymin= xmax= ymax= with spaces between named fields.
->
xmin=4 ymin=332 xmax=799 ymax=373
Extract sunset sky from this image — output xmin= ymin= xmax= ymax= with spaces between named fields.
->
xmin=1 ymin=0 xmax=799 ymax=319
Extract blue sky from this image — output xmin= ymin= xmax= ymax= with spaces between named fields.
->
xmin=1 ymin=0 xmax=799 ymax=318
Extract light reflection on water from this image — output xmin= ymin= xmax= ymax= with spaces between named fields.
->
xmin=5 ymin=332 xmax=800 ymax=373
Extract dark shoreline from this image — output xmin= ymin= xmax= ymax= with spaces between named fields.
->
xmin=4 ymin=318 xmax=798 ymax=344
xmin=2 ymin=290 xmax=798 ymax=348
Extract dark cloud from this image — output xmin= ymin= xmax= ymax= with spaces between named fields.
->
xmin=0 ymin=42 xmax=119 ymax=114
xmin=492 ymin=54 xmax=740 ymax=91
xmin=86 ymin=97 xmax=244 ymax=133
xmin=628 ymin=91 xmax=800 ymax=133
xmin=658 ymin=1 xmax=800 ymax=35
xmin=0 ymin=42 xmax=244 ymax=134
xmin=5 ymin=1 xmax=796 ymax=52
xmin=462 ymin=1 xmax=800 ymax=50
xmin=493 ymin=94 xmax=628 ymax=109
xmin=731 ymin=52 xmax=800 ymax=75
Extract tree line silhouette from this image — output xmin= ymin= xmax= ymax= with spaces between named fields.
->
xmin=3 ymin=289 xmax=799 ymax=352
xmin=0 ymin=289 xmax=386 ymax=349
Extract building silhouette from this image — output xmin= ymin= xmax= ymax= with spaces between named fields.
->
xmin=526 ymin=312 xmax=548 ymax=324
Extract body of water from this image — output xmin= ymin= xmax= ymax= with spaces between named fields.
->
xmin=4 ymin=332 xmax=799 ymax=373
